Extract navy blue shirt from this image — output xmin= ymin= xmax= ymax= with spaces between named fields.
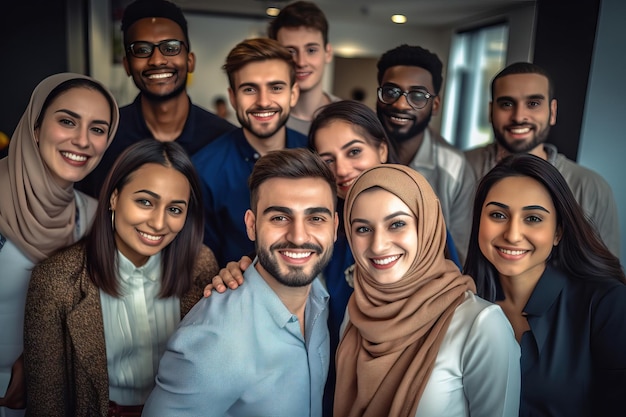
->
xmin=520 ymin=266 xmax=626 ymax=417
xmin=192 ymin=128 xmax=307 ymax=267
xmin=76 ymin=94 xmax=236 ymax=198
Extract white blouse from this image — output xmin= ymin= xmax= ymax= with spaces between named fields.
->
xmin=341 ymin=291 xmax=521 ymax=417
xmin=415 ymin=291 xmax=520 ymax=417
xmin=100 ymin=251 xmax=180 ymax=405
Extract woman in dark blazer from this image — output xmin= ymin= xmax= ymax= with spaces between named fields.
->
xmin=24 ymin=140 xmax=219 ymax=416
xmin=464 ymin=154 xmax=626 ymax=417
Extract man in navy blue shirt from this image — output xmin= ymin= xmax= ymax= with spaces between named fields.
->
xmin=77 ymin=0 xmax=235 ymax=198
xmin=192 ymin=38 xmax=308 ymax=267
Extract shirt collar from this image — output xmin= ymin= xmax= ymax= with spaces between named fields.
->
xmin=522 ymin=265 xmax=567 ymax=356
xmin=233 ymin=129 xmax=262 ymax=163
xmin=409 ymin=128 xmax=435 ymax=170
xmin=543 ymin=143 xmax=558 ymax=164
xmin=117 ymin=250 xmax=161 ymax=284
xmin=245 ymin=257 xmax=329 ymax=329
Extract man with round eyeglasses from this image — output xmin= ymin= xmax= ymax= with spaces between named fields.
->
xmin=375 ymin=44 xmax=476 ymax=262
xmin=77 ymin=0 xmax=236 ymax=198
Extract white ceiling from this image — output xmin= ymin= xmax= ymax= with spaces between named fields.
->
xmin=174 ymin=0 xmax=535 ymax=28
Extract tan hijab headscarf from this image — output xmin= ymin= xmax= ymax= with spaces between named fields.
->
xmin=334 ymin=164 xmax=476 ymax=417
xmin=0 ymin=73 xmax=119 ymax=263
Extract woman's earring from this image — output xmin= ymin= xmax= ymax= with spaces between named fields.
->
xmin=110 ymin=209 xmax=115 ymax=231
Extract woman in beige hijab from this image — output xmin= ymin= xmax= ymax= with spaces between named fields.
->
xmin=0 ymin=73 xmax=119 ymax=415
xmin=334 ymin=164 xmax=520 ymax=417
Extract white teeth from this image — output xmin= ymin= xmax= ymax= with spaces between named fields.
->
xmin=252 ymin=111 xmax=276 ymax=118
xmin=138 ymin=231 xmax=162 ymax=241
xmin=372 ymin=255 xmax=400 ymax=265
xmin=61 ymin=152 xmax=87 ymax=162
xmin=338 ymin=178 xmax=355 ymax=188
xmin=510 ymin=127 xmax=530 ymax=134
xmin=499 ymin=248 xmax=527 ymax=256
xmin=283 ymin=251 xmax=312 ymax=259
xmin=391 ymin=116 xmax=410 ymax=122
xmin=148 ymin=73 xmax=173 ymax=79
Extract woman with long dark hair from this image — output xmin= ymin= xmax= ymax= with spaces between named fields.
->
xmin=24 ymin=140 xmax=219 ymax=416
xmin=464 ymin=153 xmax=626 ymax=416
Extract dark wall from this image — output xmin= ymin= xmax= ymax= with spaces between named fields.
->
xmin=533 ymin=0 xmax=601 ymax=161
xmin=1 ymin=0 xmax=71 ymax=152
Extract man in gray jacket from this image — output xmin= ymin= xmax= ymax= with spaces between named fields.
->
xmin=465 ymin=62 xmax=620 ymax=256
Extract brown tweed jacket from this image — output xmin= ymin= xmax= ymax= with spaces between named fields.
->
xmin=23 ymin=242 xmax=218 ymax=417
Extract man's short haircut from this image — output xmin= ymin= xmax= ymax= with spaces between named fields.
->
xmin=121 ymin=0 xmax=190 ymax=49
xmin=491 ymin=62 xmax=555 ymax=101
xmin=268 ymin=1 xmax=329 ymax=45
xmin=376 ymin=44 xmax=443 ymax=94
xmin=248 ymin=148 xmax=337 ymax=213
xmin=223 ymin=37 xmax=296 ymax=90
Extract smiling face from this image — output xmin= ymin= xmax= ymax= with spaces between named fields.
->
xmin=35 ymin=87 xmax=112 ymax=188
xmin=229 ymin=59 xmax=299 ymax=142
xmin=349 ymin=188 xmax=418 ymax=284
xmin=478 ymin=175 xmax=561 ymax=285
xmin=245 ymin=177 xmax=337 ymax=288
xmin=276 ymin=26 xmax=332 ymax=93
xmin=490 ymin=73 xmax=557 ymax=156
xmin=314 ymin=120 xmax=388 ymax=199
xmin=110 ymin=163 xmax=190 ymax=267
xmin=123 ymin=17 xmax=195 ymax=101
xmin=376 ymin=65 xmax=440 ymax=144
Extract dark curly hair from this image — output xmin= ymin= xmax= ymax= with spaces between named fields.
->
xmin=376 ymin=44 xmax=443 ymax=94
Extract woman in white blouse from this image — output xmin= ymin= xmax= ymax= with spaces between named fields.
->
xmin=334 ymin=164 xmax=520 ymax=417
xmin=23 ymin=140 xmax=218 ymax=416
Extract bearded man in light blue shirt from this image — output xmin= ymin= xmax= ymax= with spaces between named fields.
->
xmin=143 ymin=148 xmax=338 ymax=417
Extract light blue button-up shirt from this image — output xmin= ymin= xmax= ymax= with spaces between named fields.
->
xmin=142 ymin=258 xmax=330 ymax=417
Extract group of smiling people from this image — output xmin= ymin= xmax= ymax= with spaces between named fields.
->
xmin=0 ymin=71 xmax=624 ymax=417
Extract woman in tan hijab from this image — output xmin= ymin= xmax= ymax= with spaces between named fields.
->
xmin=0 ymin=73 xmax=119 ymax=415
xmin=334 ymin=164 xmax=520 ymax=417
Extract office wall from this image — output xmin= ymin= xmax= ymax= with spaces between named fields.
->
xmin=579 ymin=0 xmax=626 ymax=261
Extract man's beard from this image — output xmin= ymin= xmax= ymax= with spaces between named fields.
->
xmin=237 ymin=108 xmax=289 ymax=139
xmin=256 ymin=241 xmax=333 ymax=287
xmin=140 ymin=77 xmax=187 ymax=103
xmin=377 ymin=106 xmax=432 ymax=144
xmin=493 ymin=122 xmax=551 ymax=154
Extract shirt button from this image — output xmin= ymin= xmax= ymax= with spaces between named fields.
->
xmin=253 ymin=153 xmax=260 ymax=160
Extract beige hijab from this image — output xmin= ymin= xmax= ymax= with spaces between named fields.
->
xmin=0 ymin=73 xmax=119 ymax=263
xmin=334 ymin=164 xmax=476 ymax=417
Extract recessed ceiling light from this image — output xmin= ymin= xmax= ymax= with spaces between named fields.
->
xmin=266 ymin=7 xmax=280 ymax=17
xmin=391 ymin=14 xmax=407 ymax=24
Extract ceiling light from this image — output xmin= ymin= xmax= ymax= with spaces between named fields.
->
xmin=391 ymin=14 xmax=407 ymax=24
xmin=266 ymin=7 xmax=280 ymax=17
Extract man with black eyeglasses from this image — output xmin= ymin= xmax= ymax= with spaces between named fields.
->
xmin=376 ymin=44 xmax=475 ymax=262
xmin=77 ymin=0 xmax=236 ymax=198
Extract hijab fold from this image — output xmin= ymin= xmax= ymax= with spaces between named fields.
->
xmin=0 ymin=73 xmax=119 ymax=263
xmin=334 ymin=164 xmax=476 ymax=417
